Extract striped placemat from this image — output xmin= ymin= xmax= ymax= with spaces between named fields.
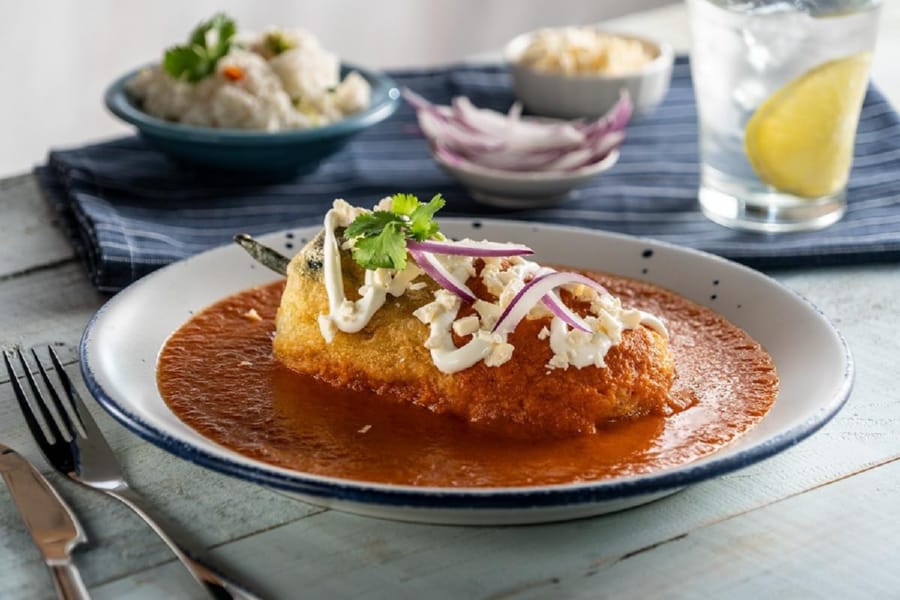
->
xmin=37 ymin=57 xmax=900 ymax=292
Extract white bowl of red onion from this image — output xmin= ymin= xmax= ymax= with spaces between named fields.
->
xmin=404 ymin=89 xmax=630 ymax=208
xmin=432 ymin=146 xmax=619 ymax=208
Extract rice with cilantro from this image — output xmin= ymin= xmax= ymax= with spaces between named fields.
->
xmin=126 ymin=14 xmax=372 ymax=131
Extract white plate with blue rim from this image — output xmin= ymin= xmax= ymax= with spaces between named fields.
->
xmin=80 ymin=220 xmax=853 ymax=525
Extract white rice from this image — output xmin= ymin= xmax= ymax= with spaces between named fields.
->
xmin=126 ymin=28 xmax=372 ymax=131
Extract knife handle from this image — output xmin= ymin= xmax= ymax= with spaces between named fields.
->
xmin=49 ymin=562 xmax=91 ymax=600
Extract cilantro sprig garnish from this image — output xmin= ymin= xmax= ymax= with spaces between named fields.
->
xmin=163 ymin=13 xmax=236 ymax=82
xmin=344 ymin=193 xmax=445 ymax=270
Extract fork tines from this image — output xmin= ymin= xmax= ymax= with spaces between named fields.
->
xmin=3 ymin=346 xmax=87 ymax=449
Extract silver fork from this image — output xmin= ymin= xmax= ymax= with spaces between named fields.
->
xmin=4 ymin=346 xmax=261 ymax=600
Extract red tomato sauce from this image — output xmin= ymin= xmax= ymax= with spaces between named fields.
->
xmin=157 ymin=274 xmax=777 ymax=487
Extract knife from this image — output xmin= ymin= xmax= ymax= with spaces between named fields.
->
xmin=0 ymin=443 xmax=90 ymax=600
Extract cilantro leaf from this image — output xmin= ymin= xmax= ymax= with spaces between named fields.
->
xmin=344 ymin=211 xmax=404 ymax=239
xmin=189 ymin=12 xmax=235 ymax=51
xmin=343 ymin=193 xmax=446 ymax=270
xmin=351 ymin=222 xmax=408 ymax=270
xmin=207 ymin=15 xmax=236 ymax=61
xmin=408 ymin=194 xmax=445 ymax=240
xmin=163 ymin=46 xmax=205 ymax=82
xmin=188 ymin=17 xmax=213 ymax=47
xmin=390 ymin=193 xmax=419 ymax=217
xmin=163 ymin=13 xmax=237 ymax=82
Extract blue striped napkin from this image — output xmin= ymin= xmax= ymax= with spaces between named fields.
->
xmin=38 ymin=57 xmax=900 ymax=293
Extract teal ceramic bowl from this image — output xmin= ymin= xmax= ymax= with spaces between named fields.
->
xmin=105 ymin=64 xmax=400 ymax=174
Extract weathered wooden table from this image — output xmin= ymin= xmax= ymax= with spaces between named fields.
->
xmin=3 ymin=5 xmax=900 ymax=599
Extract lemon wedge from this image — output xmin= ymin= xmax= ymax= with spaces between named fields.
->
xmin=744 ymin=52 xmax=871 ymax=199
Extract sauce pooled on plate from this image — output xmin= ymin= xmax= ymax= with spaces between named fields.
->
xmin=157 ymin=271 xmax=777 ymax=488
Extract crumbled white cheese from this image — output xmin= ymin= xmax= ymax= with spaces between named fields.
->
xmin=434 ymin=289 xmax=460 ymax=311
xmin=413 ymin=302 xmax=441 ymax=325
xmin=369 ymin=267 xmax=393 ymax=289
xmin=547 ymin=315 xmax=616 ymax=369
xmin=452 ymin=315 xmax=480 ymax=337
xmin=526 ymin=295 xmax=554 ymax=320
xmin=519 ymin=27 xmax=656 ymax=76
xmin=498 ymin=277 xmax=526 ymax=309
xmin=480 ymin=257 xmax=539 ymax=299
xmin=485 ymin=338 xmax=515 ymax=367
xmin=570 ymin=283 xmax=594 ymax=303
xmin=620 ymin=308 xmax=642 ymax=330
xmin=331 ymin=198 xmax=365 ymax=227
xmin=242 ymin=308 xmax=263 ymax=321
xmin=591 ymin=292 xmax=621 ymax=315
xmin=413 ymin=289 xmax=494 ymax=373
xmin=441 ymin=254 xmax=477 ymax=285
xmin=598 ymin=311 xmax=624 ymax=343
xmin=473 ymin=300 xmax=502 ymax=330
xmin=387 ymin=262 xmax=423 ymax=296
xmin=373 ymin=196 xmax=394 ymax=211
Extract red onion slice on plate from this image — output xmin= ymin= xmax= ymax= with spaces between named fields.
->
xmin=542 ymin=292 xmax=591 ymax=333
xmin=407 ymin=239 xmax=533 ymax=257
xmin=531 ymin=268 xmax=591 ymax=332
xmin=493 ymin=272 xmax=611 ymax=335
xmin=409 ymin=249 xmax=477 ymax=303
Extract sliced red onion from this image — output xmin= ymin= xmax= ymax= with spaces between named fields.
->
xmin=403 ymin=87 xmax=632 ymax=175
xmin=528 ymin=267 xmax=591 ymax=332
xmin=460 ymin=146 xmax=573 ymax=172
xmin=433 ymin=144 xmax=466 ymax=167
xmin=563 ymin=130 xmax=626 ymax=171
xmin=539 ymin=147 xmax=595 ymax=172
xmin=507 ymin=101 xmax=523 ymax=122
xmin=407 ymin=239 xmax=533 ymax=257
xmin=436 ymin=142 xmax=575 ymax=173
xmin=451 ymin=96 xmax=585 ymax=150
xmin=401 ymin=88 xmax=436 ymax=112
xmin=541 ymin=293 xmax=591 ymax=332
xmin=580 ymin=90 xmax=633 ymax=140
xmin=418 ymin=110 xmax=505 ymax=153
xmin=493 ymin=271 xmax=610 ymax=335
xmin=409 ymin=249 xmax=476 ymax=303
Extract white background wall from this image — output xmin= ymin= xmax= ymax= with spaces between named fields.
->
xmin=0 ymin=0 xmax=669 ymax=177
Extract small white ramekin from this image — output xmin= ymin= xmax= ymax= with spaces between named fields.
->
xmin=505 ymin=29 xmax=674 ymax=119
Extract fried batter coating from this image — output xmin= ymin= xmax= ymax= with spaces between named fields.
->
xmin=274 ymin=232 xmax=676 ymax=438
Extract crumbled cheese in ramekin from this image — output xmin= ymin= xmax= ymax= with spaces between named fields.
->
xmin=518 ymin=28 xmax=656 ymax=76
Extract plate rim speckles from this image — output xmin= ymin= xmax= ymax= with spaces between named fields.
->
xmin=79 ymin=219 xmax=854 ymax=524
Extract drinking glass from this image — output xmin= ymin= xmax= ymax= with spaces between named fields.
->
xmin=687 ymin=0 xmax=882 ymax=232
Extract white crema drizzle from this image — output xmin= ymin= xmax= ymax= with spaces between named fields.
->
xmin=317 ymin=199 xmax=421 ymax=342
xmin=316 ymin=199 xmax=667 ymax=374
